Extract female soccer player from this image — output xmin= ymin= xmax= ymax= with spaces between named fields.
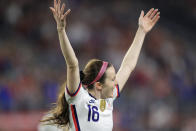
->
xmin=41 ymin=0 xmax=160 ymax=130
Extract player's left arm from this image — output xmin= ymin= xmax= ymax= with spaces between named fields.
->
xmin=116 ymin=8 xmax=160 ymax=92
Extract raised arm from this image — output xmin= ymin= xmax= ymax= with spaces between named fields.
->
xmin=50 ymin=0 xmax=80 ymax=94
xmin=116 ymin=8 xmax=160 ymax=92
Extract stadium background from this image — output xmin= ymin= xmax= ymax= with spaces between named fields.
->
xmin=0 ymin=0 xmax=196 ymax=130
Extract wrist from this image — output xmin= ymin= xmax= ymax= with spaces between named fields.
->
xmin=57 ymin=26 xmax=65 ymax=32
xmin=138 ymin=26 xmax=147 ymax=34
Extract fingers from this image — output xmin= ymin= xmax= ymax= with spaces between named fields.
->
xmin=63 ymin=9 xmax=71 ymax=19
xmin=49 ymin=7 xmax=56 ymax=17
xmin=152 ymin=12 xmax=160 ymax=24
xmin=49 ymin=7 xmax=55 ymax=13
xmin=57 ymin=0 xmax=61 ymax=16
xmin=50 ymin=7 xmax=58 ymax=21
xmin=145 ymin=8 xmax=160 ymax=21
xmin=146 ymin=8 xmax=154 ymax=17
xmin=54 ymin=0 xmax=57 ymax=10
xmin=51 ymin=0 xmax=70 ymax=18
xmin=140 ymin=10 xmax=144 ymax=18
xmin=149 ymin=9 xmax=158 ymax=19
xmin=61 ymin=3 xmax=65 ymax=16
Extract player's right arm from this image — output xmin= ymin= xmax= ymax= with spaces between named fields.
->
xmin=50 ymin=0 xmax=80 ymax=94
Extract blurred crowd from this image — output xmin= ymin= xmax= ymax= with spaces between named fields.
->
xmin=0 ymin=0 xmax=196 ymax=130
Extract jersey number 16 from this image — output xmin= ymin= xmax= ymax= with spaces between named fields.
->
xmin=87 ymin=105 xmax=99 ymax=122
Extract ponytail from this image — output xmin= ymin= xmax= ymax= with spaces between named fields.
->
xmin=40 ymin=82 xmax=69 ymax=128
xmin=40 ymin=70 xmax=87 ymax=127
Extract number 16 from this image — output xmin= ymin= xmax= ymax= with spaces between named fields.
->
xmin=87 ymin=105 xmax=99 ymax=122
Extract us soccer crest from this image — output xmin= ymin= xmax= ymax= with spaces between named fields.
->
xmin=100 ymin=99 xmax=106 ymax=112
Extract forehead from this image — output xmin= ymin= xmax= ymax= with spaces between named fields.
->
xmin=105 ymin=66 xmax=116 ymax=78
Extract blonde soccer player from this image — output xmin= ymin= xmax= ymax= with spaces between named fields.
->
xmin=41 ymin=0 xmax=160 ymax=130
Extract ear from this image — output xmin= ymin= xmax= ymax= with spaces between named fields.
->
xmin=94 ymin=82 xmax=103 ymax=91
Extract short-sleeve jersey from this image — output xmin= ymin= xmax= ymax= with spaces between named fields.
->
xmin=65 ymin=83 xmax=120 ymax=131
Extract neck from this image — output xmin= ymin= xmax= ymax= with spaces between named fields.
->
xmin=88 ymin=89 xmax=101 ymax=99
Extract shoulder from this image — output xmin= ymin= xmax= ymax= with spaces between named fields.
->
xmin=65 ymin=83 xmax=89 ymax=104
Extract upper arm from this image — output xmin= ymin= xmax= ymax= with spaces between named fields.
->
xmin=66 ymin=63 xmax=80 ymax=95
xmin=116 ymin=65 xmax=133 ymax=92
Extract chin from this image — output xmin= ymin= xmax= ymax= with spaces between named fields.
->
xmin=106 ymin=94 xmax=113 ymax=98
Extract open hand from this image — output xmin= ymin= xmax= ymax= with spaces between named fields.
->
xmin=49 ymin=0 xmax=71 ymax=30
xmin=139 ymin=8 xmax=160 ymax=33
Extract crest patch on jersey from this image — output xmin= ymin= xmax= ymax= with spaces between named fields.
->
xmin=100 ymin=99 xmax=106 ymax=112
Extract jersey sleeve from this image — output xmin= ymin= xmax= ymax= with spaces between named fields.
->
xmin=65 ymin=83 xmax=87 ymax=104
xmin=113 ymin=84 xmax=120 ymax=100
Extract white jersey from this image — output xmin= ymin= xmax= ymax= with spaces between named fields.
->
xmin=65 ymin=83 xmax=120 ymax=131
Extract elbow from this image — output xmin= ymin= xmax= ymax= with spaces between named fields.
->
xmin=67 ymin=60 xmax=79 ymax=69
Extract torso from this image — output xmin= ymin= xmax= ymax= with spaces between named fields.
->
xmin=65 ymin=83 xmax=120 ymax=131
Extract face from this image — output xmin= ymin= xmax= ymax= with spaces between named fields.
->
xmin=101 ymin=66 xmax=117 ymax=99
